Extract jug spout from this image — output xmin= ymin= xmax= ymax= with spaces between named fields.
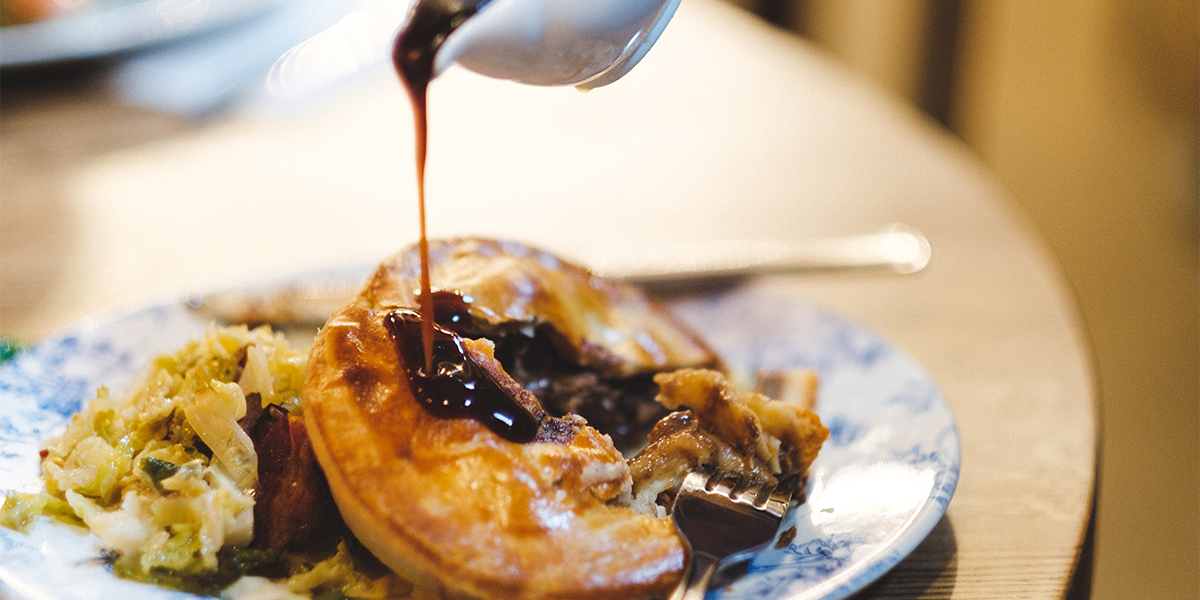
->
xmin=430 ymin=0 xmax=681 ymax=88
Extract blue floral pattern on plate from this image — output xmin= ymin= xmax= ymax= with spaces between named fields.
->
xmin=0 ymin=276 xmax=959 ymax=600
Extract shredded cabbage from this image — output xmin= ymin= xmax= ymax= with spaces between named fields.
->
xmin=2 ymin=324 xmax=403 ymax=599
xmin=1 ymin=491 xmax=48 ymax=534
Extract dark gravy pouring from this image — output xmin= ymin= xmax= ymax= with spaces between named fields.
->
xmin=392 ymin=0 xmax=540 ymax=441
xmin=393 ymin=0 xmax=487 ymax=374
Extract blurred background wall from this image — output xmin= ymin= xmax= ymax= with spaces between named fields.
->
xmin=720 ymin=0 xmax=1198 ymax=598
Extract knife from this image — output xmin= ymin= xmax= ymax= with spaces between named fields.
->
xmin=187 ymin=225 xmax=930 ymax=326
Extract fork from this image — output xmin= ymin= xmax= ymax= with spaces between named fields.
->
xmin=669 ymin=469 xmax=794 ymax=600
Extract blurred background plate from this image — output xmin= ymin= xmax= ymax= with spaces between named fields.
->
xmin=0 ymin=0 xmax=286 ymax=67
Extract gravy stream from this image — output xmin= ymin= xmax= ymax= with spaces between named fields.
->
xmin=394 ymin=0 xmax=541 ymax=440
xmin=393 ymin=0 xmax=487 ymax=374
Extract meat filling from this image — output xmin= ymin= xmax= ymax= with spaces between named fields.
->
xmin=452 ymin=319 xmax=671 ymax=453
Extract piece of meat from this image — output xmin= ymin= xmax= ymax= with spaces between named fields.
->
xmin=248 ymin=405 xmax=337 ymax=551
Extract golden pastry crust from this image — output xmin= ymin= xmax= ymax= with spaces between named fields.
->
xmin=359 ymin=238 xmax=717 ymax=378
xmin=304 ymin=241 xmax=695 ymax=600
xmin=306 ymin=307 xmax=685 ymax=600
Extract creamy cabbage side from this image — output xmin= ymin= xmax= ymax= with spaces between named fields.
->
xmin=0 ymin=325 xmax=403 ymax=599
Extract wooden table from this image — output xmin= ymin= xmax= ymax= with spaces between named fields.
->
xmin=0 ymin=0 xmax=1096 ymax=598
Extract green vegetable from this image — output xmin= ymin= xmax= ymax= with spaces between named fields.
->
xmin=114 ymin=546 xmax=282 ymax=597
xmin=41 ymin=495 xmax=83 ymax=527
xmin=1 ymin=491 xmax=48 ymax=534
xmin=140 ymin=456 xmax=180 ymax=486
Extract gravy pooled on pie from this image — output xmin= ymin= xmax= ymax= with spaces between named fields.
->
xmin=361 ymin=238 xmax=720 ymax=450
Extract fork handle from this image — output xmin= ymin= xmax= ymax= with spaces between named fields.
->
xmin=670 ymin=551 xmax=721 ymax=600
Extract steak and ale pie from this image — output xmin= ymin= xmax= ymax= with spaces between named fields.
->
xmin=304 ymin=239 xmax=828 ymax=600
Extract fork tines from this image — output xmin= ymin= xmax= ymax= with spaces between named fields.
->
xmin=669 ymin=468 xmax=796 ymax=600
xmin=682 ymin=469 xmax=792 ymax=518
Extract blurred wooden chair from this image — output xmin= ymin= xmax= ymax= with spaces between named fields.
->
xmin=728 ymin=0 xmax=964 ymax=126
xmin=723 ymin=2 xmax=1199 ymax=600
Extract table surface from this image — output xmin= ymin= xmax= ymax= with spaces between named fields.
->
xmin=0 ymin=1 xmax=1096 ymax=598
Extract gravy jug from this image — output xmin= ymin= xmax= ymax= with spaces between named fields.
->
xmin=422 ymin=0 xmax=682 ymax=89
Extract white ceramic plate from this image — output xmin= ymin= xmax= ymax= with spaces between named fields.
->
xmin=0 ymin=0 xmax=285 ymax=67
xmin=0 ymin=274 xmax=959 ymax=600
